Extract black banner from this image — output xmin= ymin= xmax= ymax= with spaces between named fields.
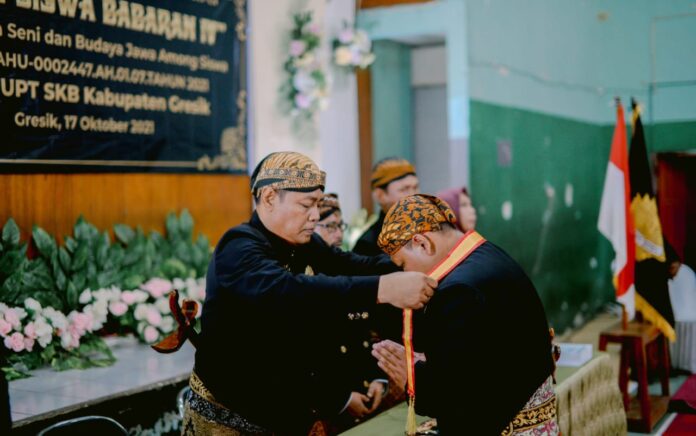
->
xmin=0 ymin=0 xmax=246 ymax=173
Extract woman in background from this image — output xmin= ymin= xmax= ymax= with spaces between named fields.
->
xmin=436 ymin=187 xmax=477 ymax=231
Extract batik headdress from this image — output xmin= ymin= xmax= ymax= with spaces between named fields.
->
xmin=370 ymin=158 xmax=416 ymax=189
xmin=250 ymin=151 xmax=326 ymax=196
xmin=377 ymin=194 xmax=463 ymax=436
xmin=378 ymin=194 xmax=457 ymax=256
xmin=318 ymin=193 xmax=341 ymax=221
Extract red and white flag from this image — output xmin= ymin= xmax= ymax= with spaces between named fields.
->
xmin=598 ymin=102 xmax=635 ymax=318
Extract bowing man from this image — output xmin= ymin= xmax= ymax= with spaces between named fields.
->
xmin=372 ymin=194 xmax=558 ymax=435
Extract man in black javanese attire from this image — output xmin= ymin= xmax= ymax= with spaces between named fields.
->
xmin=180 ymin=152 xmax=437 ymax=435
xmin=373 ymin=195 xmax=558 ymax=435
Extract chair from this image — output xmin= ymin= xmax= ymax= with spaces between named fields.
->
xmin=37 ymin=415 xmax=128 ymax=436
xmin=177 ymin=385 xmax=192 ymax=418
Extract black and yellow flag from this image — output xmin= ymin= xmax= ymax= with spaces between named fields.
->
xmin=629 ymin=99 xmax=676 ymax=341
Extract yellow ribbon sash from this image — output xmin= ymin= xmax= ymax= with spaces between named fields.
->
xmin=403 ymin=231 xmax=486 ymax=435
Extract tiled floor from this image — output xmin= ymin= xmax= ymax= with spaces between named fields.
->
xmin=9 ymin=337 xmax=194 ymax=424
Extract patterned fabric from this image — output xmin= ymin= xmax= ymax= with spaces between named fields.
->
xmin=251 ymin=151 xmax=326 ymax=196
xmin=318 ymin=193 xmax=341 ymax=220
xmin=370 ymin=158 xmax=416 ymax=189
xmin=183 ymin=372 xmax=271 ymax=435
xmin=378 ymin=194 xmax=457 ymax=256
xmin=501 ymin=376 xmax=559 ymax=436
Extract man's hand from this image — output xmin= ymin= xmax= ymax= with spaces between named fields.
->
xmin=346 ymin=391 xmax=371 ymax=418
xmin=377 ymin=272 xmax=437 ymax=309
xmin=372 ymin=340 xmax=426 ymax=389
xmin=366 ymin=381 xmax=385 ymax=413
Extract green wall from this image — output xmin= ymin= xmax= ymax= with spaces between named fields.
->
xmin=470 ymin=100 xmax=696 ymax=332
xmin=371 ymin=40 xmax=413 ymax=163
xmin=470 ymin=100 xmax=614 ymax=332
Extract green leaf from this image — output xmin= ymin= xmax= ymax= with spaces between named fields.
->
xmin=71 ymin=244 xmax=89 ymax=271
xmin=23 ymin=259 xmax=55 ymax=291
xmin=2 ymin=218 xmax=20 ymax=247
xmin=86 ymin=262 xmax=98 ymax=288
xmin=95 ymin=232 xmax=110 ymax=268
xmin=72 ymin=271 xmax=86 ymax=292
xmin=122 ymin=274 xmax=144 ymax=290
xmin=165 ymin=212 xmax=180 ymax=241
xmin=66 ymin=280 xmax=78 ymax=308
xmin=0 ymin=249 xmax=26 ymax=277
xmin=64 ymin=236 xmax=78 ymax=253
xmin=173 ymin=241 xmax=192 ymax=264
xmin=113 ymin=223 xmax=135 ymax=245
xmin=122 ymin=242 xmax=143 ymax=266
xmin=55 ymin=266 xmax=67 ymax=292
xmin=58 ymin=247 xmax=71 ymax=271
xmin=0 ymin=273 xmax=23 ymax=305
xmin=179 ymin=209 xmax=194 ymax=239
xmin=161 ymin=258 xmax=187 ymax=278
xmin=105 ymin=245 xmax=124 ymax=270
xmin=73 ymin=216 xmax=92 ymax=241
xmin=96 ymin=270 xmax=117 ymax=288
xmin=32 ymin=226 xmax=56 ymax=259
xmin=41 ymin=344 xmax=56 ymax=362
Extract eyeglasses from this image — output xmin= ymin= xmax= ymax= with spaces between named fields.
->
xmin=315 ymin=222 xmax=348 ymax=232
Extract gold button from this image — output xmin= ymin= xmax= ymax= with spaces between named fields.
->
xmin=340 ymin=345 xmax=347 ymax=353
xmin=363 ymin=341 xmax=369 ymax=348
xmin=361 ymin=312 xmax=369 ymax=319
xmin=363 ymin=380 xmax=369 ymax=388
xmin=348 ymin=313 xmax=355 ymax=320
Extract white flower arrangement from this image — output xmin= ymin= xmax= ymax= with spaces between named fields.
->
xmin=332 ymin=24 xmax=375 ymax=70
xmin=283 ymin=11 xmax=329 ymax=118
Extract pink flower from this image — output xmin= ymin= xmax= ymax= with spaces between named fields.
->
xmin=23 ymin=322 xmax=36 ymax=339
xmin=338 ymin=28 xmax=354 ymax=44
xmin=60 ymin=331 xmax=79 ymax=350
xmin=289 ymin=40 xmax=306 ymax=57
xmin=4 ymin=332 xmax=25 ymax=352
xmin=69 ymin=312 xmax=94 ymax=336
xmin=3 ymin=309 xmax=20 ymax=328
xmin=143 ymin=326 xmax=159 ymax=343
xmin=109 ymin=301 xmax=128 ymax=317
xmin=23 ymin=336 xmax=34 ymax=352
xmin=0 ymin=319 xmax=11 ymax=337
xmin=307 ymin=23 xmax=321 ymax=35
xmin=295 ymin=93 xmax=312 ymax=109
xmin=120 ymin=291 xmax=137 ymax=305
xmin=146 ymin=307 xmax=162 ymax=327
xmin=141 ymin=278 xmax=173 ymax=299
xmin=194 ymin=285 xmax=206 ymax=301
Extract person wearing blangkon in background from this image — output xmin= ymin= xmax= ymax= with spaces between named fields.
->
xmin=352 ymin=157 xmax=419 ymax=257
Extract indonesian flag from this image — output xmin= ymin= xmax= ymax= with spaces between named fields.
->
xmin=598 ymin=102 xmax=636 ymax=318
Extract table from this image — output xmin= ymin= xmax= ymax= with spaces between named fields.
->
xmin=599 ymin=321 xmax=670 ymax=433
xmin=341 ymin=353 xmax=626 ymax=436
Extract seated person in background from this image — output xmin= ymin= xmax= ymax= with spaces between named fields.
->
xmin=353 ymin=157 xmax=419 ymax=257
xmin=667 ymin=243 xmax=696 ymax=373
xmin=372 ymin=194 xmax=558 ymax=435
xmin=314 ymin=194 xmax=389 ymax=431
xmin=314 ymin=193 xmax=347 ymax=249
xmin=437 ymin=186 xmax=477 ymax=232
